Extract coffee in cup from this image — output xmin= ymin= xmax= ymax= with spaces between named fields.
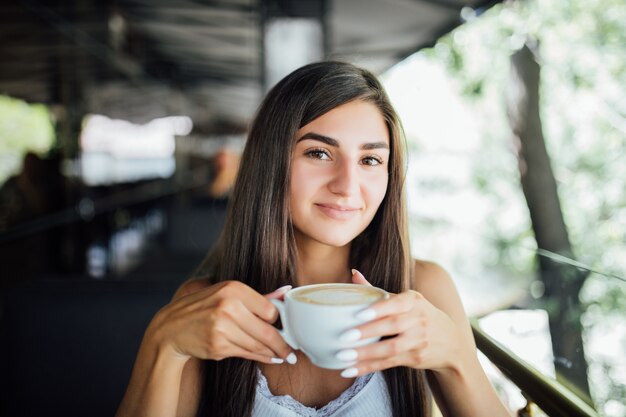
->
xmin=291 ymin=285 xmax=384 ymax=306
xmin=270 ymin=283 xmax=388 ymax=369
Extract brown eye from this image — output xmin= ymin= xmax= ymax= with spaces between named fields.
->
xmin=304 ymin=148 xmax=331 ymax=160
xmin=362 ymin=156 xmax=383 ymax=166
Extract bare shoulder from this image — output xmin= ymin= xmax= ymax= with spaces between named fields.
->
xmin=413 ymin=260 xmax=471 ymax=330
xmin=172 ymin=277 xmax=212 ymax=301
xmin=413 ymin=260 xmax=456 ymax=298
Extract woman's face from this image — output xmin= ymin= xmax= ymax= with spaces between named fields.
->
xmin=289 ymin=100 xmax=390 ymax=248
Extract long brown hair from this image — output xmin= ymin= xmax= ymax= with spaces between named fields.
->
xmin=195 ymin=61 xmax=430 ymax=417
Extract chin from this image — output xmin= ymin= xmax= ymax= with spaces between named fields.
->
xmin=294 ymin=218 xmax=370 ymax=248
xmin=311 ymin=230 xmax=362 ymax=248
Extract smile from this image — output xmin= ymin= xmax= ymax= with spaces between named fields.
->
xmin=314 ymin=203 xmax=361 ymax=220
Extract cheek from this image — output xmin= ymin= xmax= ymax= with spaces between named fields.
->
xmin=365 ymin=175 xmax=389 ymax=209
xmin=289 ymin=163 xmax=321 ymax=205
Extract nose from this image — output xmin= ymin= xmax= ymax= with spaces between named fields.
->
xmin=328 ymin=160 xmax=360 ymax=196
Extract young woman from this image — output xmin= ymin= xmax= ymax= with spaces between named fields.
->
xmin=116 ymin=61 xmax=511 ymax=417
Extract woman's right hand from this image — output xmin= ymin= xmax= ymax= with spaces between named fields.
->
xmin=145 ymin=280 xmax=294 ymax=365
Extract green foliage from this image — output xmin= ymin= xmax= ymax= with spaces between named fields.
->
xmin=0 ymin=95 xmax=55 ymax=185
xmin=421 ymin=0 xmax=625 ymax=413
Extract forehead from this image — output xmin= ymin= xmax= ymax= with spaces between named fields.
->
xmin=296 ymin=100 xmax=389 ymax=145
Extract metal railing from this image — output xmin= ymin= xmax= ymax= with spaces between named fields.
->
xmin=471 ymin=320 xmax=599 ymax=417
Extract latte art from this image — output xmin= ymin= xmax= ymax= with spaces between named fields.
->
xmin=292 ymin=284 xmax=385 ymax=305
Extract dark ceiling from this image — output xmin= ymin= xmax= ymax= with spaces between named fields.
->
xmin=0 ymin=0 xmax=502 ymax=133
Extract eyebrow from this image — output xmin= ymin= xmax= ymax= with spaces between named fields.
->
xmin=296 ymin=132 xmax=389 ymax=151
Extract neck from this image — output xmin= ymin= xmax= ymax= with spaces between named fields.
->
xmin=294 ymin=234 xmax=352 ymax=286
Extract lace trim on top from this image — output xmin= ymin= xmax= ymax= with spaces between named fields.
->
xmin=256 ymin=368 xmax=375 ymax=417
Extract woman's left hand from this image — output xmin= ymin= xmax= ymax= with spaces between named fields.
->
xmin=340 ymin=269 xmax=466 ymax=377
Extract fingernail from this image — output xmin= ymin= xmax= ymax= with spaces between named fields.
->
xmin=351 ymin=269 xmax=365 ymax=280
xmin=286 ymin=352 xmax=297 ymax=364
xmin=275 ymin=285 xmax=292 ymax=294
xmin=270 ymin=357 xmax=284 ymax=364
xmin=355 ymin=308 xmax=376 ymax=321
xmin=340 ymin=367 xmax=358 ymax=378
xmin=339 ymin=329 xmax=362 ymax=342
xmin=336 ymin=349 xmax=358 ymax=361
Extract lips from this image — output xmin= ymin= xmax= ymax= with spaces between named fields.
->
xmin=315 ymin=203 xmax=361 ymax=220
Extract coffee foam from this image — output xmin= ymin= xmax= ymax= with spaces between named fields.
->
xmin=292 ymin=285 xmax=384 ymax=305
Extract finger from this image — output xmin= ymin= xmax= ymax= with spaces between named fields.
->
xmin=351 ymin=269 xmax=371 ymax=286
xmin=352 ymin=335 xmax=418 ymax=362
xmin=351 ymin=312 xmax=419 ymax=341
xmin=252 ymin=355 xmax=287 ymax=365
xmin=355 ymin=290 xmax=422 ymax=322
xmin=211 ymin=281 xmax=279 ymax=323
xmin=234 ymin=306 xmax=293 ymax=359
xmin=237 ymin=285 xmax=282 ymax=323
xmin=228 ymin=345 xmax=285 ymax=365
xmin=211 ymin=298 xmax=281 ymax=358
xmin=341 ymin=354 xmax=409 ymax=378
xmin=264 ymin=285 xmax=292 ymax=300
xmin=176 ymin=281 xmax=279 ymax=323
xmin=223 ymin=321 xmax=278 ymax=358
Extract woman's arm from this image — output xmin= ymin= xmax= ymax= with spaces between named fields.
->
xmin=347 ymin=264 xmax=511 ymax=417
xmin=115 ymin=279 xmax=209 ymax=417
xmin=413 ymin=261 xmax=510 ymax=417
xmin=115 ymin=279 xmax=292 ymax=417
xmin=114 ymin=332 xmax=190 ymax=417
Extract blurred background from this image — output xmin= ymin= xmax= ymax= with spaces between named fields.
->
xmin=0 ymin=0 xmax=624 ymax=416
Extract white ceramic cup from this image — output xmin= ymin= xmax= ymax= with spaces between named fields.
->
xmin=270 ymin=283 xmax=389 ymax=369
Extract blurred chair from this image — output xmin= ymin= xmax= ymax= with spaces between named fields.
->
xmin=0 ymin=279 xmax=177 ymax=417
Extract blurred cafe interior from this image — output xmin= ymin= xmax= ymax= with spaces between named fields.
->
xmin=0 ymin=0 xmax=613 ymax=416
xmin=0 ymin=0 xmax=482 ymax=286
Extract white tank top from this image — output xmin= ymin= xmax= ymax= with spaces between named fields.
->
xmin=251 ymin=369 xmax=393 ymax=417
